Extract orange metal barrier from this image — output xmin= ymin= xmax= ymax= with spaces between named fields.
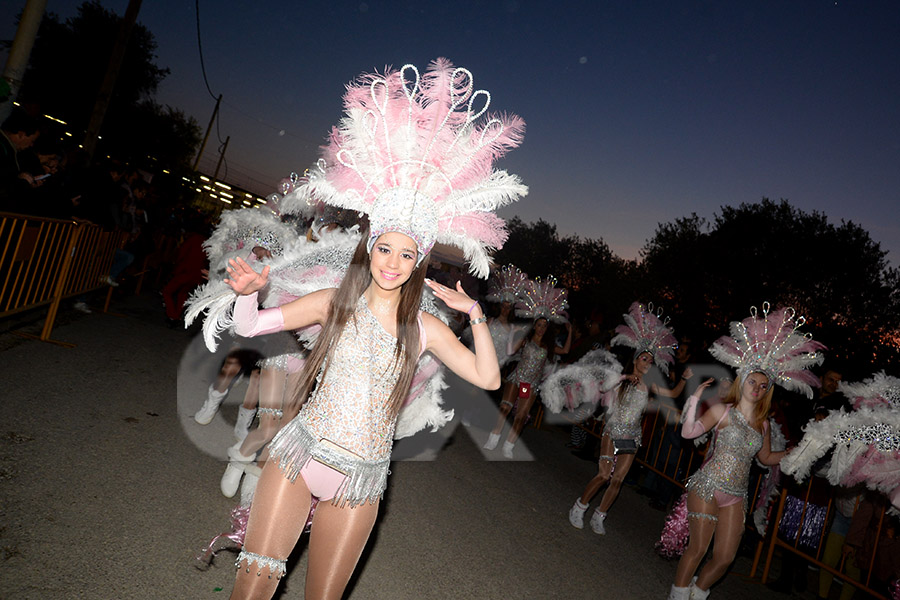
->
xmin=1 ymin=213 xmax=125 ymax=346
xmin=762 ymin=483 xmax=893 ymax=600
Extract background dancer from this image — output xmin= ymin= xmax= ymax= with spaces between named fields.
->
xmin=567 ymin=302 xmax=690 ymax=535
xmin=668 ymin=303 xmax=824 ymax=600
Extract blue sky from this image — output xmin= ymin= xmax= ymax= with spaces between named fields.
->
xmin=3 ymin=1 xmax=899 ymax=264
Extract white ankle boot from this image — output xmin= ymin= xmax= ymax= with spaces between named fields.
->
xmin=195 ymin=384 xmax=227 ymax=425
xmin=233 ymin=407 xmax=256 ymax=441
xmin=667 ymin=585 xmax=690 ymax=600
xmin=568 ymin=500 xmax=588 ymax=529
xmin=483 ymin=432 xmax=501 ymax=450
xmin=689 ymin=582 xmax=709 ymax=600
xmin=501 ymin=440 xmax=515 ymax=459
xmin=590 ymin=509 xmax=607 ymax=534
xmin=221 ymin=442 xmax=256 ymax=498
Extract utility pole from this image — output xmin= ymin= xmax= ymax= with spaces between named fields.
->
xmin=192 ymin=94 xmax=221 ymax=171
xmin=82 ymin=0 xmax=142 ymax=161
xmin=212 ymin=136 xmax=230 ymax=182
xmin=0 ymin=0 xmax=48 ymax=124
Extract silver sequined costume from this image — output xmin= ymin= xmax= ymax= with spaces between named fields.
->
xmin=268 ymin=296 xmax=418 ymax=506
xmin=488 ymin=320 xmax=513 ymax=367
xmin=602 ymin=385 xmax=649 ymax=444
xmin=506 ymin=341 xmax=548 ymax=386
xmin=686 ymin=407 xmax=763 ymax=508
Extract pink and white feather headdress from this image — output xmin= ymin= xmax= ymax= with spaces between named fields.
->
xmin=515 ymin=275 xmax=569 ymax=324
xmin=610 ymin=301 xmax=678 ymax=374
xmin=486 ymin=264 xmax=528 ymax=304
xmin=288 ymin=58 xmax=527 ymax=278
xmin=839 ymin=372 xmax=900 ymax=411
xmin=709 ymin=302 xmax=825 ymax=398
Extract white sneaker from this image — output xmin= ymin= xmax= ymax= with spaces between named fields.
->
xmin=568 ymin=501 xmax=586 ymax=529
xmin=501 ymin=441 xmax=515 ymax=459
xmin=233 ymin=406 xmax=257 ymax=441
xmin=194 ymin=385 xmax=226 ymax=425
xmin=590 ymin=510 xmax=606 ymax=535
xmin=483 ymin=432 xmax=500 ymax=450
xmin=73 ymin=301 xmax=92 ymax=314
xmin=102 ymin=275 xmax=120 ymax=287
xmin=220 ymin=462 xmax=245 ymax=498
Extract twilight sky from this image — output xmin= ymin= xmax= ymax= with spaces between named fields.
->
xmin=3 ymin=1 xmax=899 ymax=264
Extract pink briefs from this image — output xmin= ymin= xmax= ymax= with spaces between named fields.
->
xmin=714 ymin=489 xmax=742 ymax=508
xmin=299 ymin=459 xmax=348 ymax=501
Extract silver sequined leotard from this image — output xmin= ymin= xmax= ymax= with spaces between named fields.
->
xmin=686 ymin=407 xmax=763 ymax=505
xmin=506 ymin=340 xmax=548 ymax=386
xmin=488 ymin=320 xmax=512 ymax=367
xmin=602 ymin=385 xmax=649 ymax=444
xmin=269 ymin=296 xmax=416 ymax=506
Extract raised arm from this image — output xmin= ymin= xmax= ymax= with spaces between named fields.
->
xmin=681 ymin=377 xmax=720 ymax=439
xmin=554 ymin=322 xmax=574 ymax=355
xmin=225 ymin=256 xmax=333 ymax=335
xmin=652 ymin=367 xmax=694 ymax=398
xmin=424 ymin=280 xmax=500 ymax=390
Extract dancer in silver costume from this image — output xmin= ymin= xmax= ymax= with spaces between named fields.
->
xmin=220 ymin=59 xmax=528 ymax=600
xmin=668 ymin=304 xmax=824 ymax=600
xmin=568 ymin=302 xmax=690 ymax=535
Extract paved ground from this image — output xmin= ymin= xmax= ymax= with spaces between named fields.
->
xmin=0 ymin=292 xmax=801 ymax=599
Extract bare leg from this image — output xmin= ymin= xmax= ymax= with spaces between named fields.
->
xmin=597 ymin=451 xmax=635 ymax=513
xmin=230 ymin=462 xmax=313 ymax=599
xmin=506 ymin=391 xmax=537 ymax=444
xmin=216 ymin=355 xmax=243 ymax=393
xmin=673 ymin=492 xmax=719 ymax=587
xmin=241 ymin=369 xmax=261 ymax=410
xmin=695 ymin=502 xmax=744 ymax=590
xmin=489 ymin=382 xmax=517 ymax=436
xmin=305 ymin=500 xmax=380 ymax=600
xmin=579 ymin=435 xmax=616 ymax=504
xmin=240 ymin=368 xmax=290 ymax=457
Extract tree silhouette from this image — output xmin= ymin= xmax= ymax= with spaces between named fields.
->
xmin=641 ymin=198 xmax=900 ymax=374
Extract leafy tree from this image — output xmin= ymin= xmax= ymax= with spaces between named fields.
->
xmin=6 ymin=2 xmax=199 ymax=168
xmin=641 ymin=199 xmax=900 ymax=374
xmin=494 ymin=217 xmax=635 ymax=325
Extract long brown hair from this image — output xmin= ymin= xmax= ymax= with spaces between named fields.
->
xmin=721 ymin=374 xmax=774 ymax=430
xmin=288 ymin=227 xmax=430 ymax=417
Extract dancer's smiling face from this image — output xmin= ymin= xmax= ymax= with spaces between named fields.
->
xmin=369 ymin=231 xmax=418 ymax=290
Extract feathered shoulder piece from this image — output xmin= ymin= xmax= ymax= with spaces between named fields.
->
xmin=486 ymin=264 xmax=528 ymax=303
xmin=709 ymin=302 xmax=825 ymax=398
xmin=515 ymin=275 xmax=568 ymax=323
xmin=202 ymin=206 xmax=299 ymax=274
xmin=839 ymin=371 xmax=900 ymax=411
xmin=287 ymin=58 xmax=528 ymax=278
xmin=610 ymin=302 xmax=678 ymax=374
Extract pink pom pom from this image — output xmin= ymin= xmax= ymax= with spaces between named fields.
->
xmin=656 ymin=491 xmax=691 ymax=559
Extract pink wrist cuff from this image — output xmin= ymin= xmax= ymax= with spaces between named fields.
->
xmin=233 ymin=293 xmax=284 ymax=337
xmin=681 ymin=395 xmax=707 ymax=439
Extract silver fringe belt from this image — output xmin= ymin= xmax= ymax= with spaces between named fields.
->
xmin=269 ymin=418 xmax=389 ymax=508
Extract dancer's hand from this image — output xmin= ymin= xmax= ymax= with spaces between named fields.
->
xmin=692 ymin=377 xmax=715 ymax=397
xmin=225 ymin=257 xmax=270 ymax=295
xmin=425 ymin=279 xmax=482 ymax=317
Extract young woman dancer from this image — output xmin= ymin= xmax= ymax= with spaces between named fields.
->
xmin=568 ymin=302 xmax=690 ymax=534
xmin=220 ymin=59 xmax=528 ymax=600
xmin=484 ymin=275 xmax=572 ymax=459
xmin=668 ymin=304 xmax=824 ymax=600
